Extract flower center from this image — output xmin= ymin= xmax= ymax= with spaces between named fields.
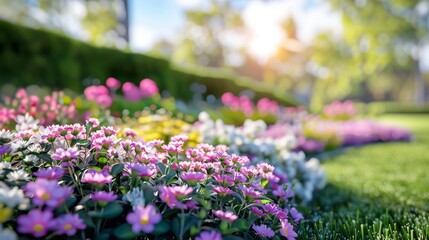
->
xmin=64 ymin=223 xmax=72 ymax=231
xmin=282 ymin=228 xmax=288 ymax=236
xmin=41 ymin=193 xmax=50 ymax=200
xmin=140 ymin=217 xmax=149 ymax=225
xmin=33 ymin=224 xmax=44 ymax=232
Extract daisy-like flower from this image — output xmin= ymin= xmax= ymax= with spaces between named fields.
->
xmin=0 ymin=129 xmax=14 ymax=143
xmin=91 ymin=191 xmax=117 ymax=205
xmin=213 ymin=174 xmax=234 ymax=187
xmin=196 ymin=230 xmax=222 ymax=240
xmin=213 ymin=210 xmax=238 ymax=222
xmin=263 ymin=203 xmax=282 ymax=215
xmin=54 ymin=213 xmax=86 ymax=236
xmin=280 ymin=219 xmax=298 ymax=240
xmin=251 ymin=207 xmax=267 ymax=217
xmin=51 ymin=147 xmax=79 ymax=161
xmin=212 ymin=186 xmax=233 ymax=196
xmin=128 ymin=163 xmax=157 ymax=179
xmin=34 ymin=167 xmax=65 ymax=180
xmin=0 ymin=183 xmax=29 ymax=209
xmin=24 ymin=178 xmax=73 ymax=208
xmin=17 ymin=209 xmax=54 ymax=237
xmin=81 ymin=168 xmax=113 ymax=185
xmin=0 ymin=145 xmax=12 ymax=155
xmin=239 ymin=185 xmax=262 ymax=199
xmin=181 ymin=171 xmax=205 ymax=185
xmin=290 ymin=207 xmax=304 ymax=223
xmin=252 ymin=224 xmax=275 ymax=238
xmin=7 ymin=169 xmax=31 ymax=182
xmin=15 ymin=113 xmax=39 ymax=132
xmin=158 ymin=185 xmax=193 ymax=209
xmin=126 ymin=204 xmax=162 ymax=233
xmin=123 ymin=188 xmax=145 ymax=209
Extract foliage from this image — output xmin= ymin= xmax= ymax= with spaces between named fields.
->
xmin=0 ymin=19 xmax=298 ymax=106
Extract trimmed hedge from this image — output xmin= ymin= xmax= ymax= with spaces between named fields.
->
xmin=0 ymin=19 xmax=298 ymax=105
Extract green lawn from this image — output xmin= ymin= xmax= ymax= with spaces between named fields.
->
xmin=300 ymin=114 xmax=429 ymax=239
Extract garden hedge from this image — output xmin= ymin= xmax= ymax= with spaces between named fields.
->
xmin=0 ymin=19 xmax=298 ymax=106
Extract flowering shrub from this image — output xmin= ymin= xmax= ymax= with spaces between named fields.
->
xmin=0 ymin=116 xmax=303 ymax=239
xmin=195 ymin=112 xmax=326 ymax=202
xmin=322 ymin=100 xmax=357 ymax=120
xmin=0 ymin=89 xmax=76 ymax=130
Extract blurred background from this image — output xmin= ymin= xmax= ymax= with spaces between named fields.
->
xmin=0 ymin=0 xmax=428 ymax=111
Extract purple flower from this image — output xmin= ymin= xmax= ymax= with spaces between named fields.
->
xmin=51 ymin=147 xmax=79 ymax=161
xmin=17 ymin=209 xmax=54 ymax=237
xmin=24 ymin=179 xmax=72 ymax=208
xmin=273 ymin=187 xmax=294 ymax=200
xmin=251 ymin=207 xmax=267 ymax=217
xmin=0 ymin=145 xmax=12 ymax=155
xmin=33 ymin=167 xmax=65 ymax=180
xmin=213 ymin=210 xmax=238 ymax=222
xmin=81 ymin=168 xmax=113 ymax=185
xmin=239 ymin=185 xmax=262 ymax=199
xmin=213 ymin=174 xmax=235 ymax=187
xmin=54 ymin=213 xmax=86 ymax=236
xmin=280 ymin=219 xmax=298 ymax=240
xmin=290 ymin=207 xmax=304 ymax=223
xmin=91 ymin=191 xmax=117 ymax=203
xmin=263 ymin=203 xmax=282 ymax=215
xmin=196 ymin=230 xmax=222 ymax=240
xmin=158 ymin=185 xmax=193 ymax=209
xmin=126 ymin=205 xmax=162 ymax=233
xmin=252 ymin=224 xmax=275 ymax=238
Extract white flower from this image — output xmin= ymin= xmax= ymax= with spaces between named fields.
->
xmin=0 ymin=182 xmax=29 ymax=209
xmin=0 ymin=225 xmax=17 ymax=240
xmin=122 ymin=188 xmax=145 ymax=209
xmin=0 ymin=129 xmax=14 ymax=143
xmin=10 ymin=140 xmax=29 ymax=153
xmin=6 ymin=170 xmax=31 ymax=182
xmin=15 ymin=113 xmax=39 ymax=132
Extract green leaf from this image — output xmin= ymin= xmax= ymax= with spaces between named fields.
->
xmin=157 ymin=162 xmax=166 ymax=174
xmin=88 ymin=201 xmax=123 ymax=218
xmin=222 ymin=227 xmax=239 ymax=235
xmin=113 ymin=224 xmax=141 ymax=240
xmin=165 ymin=170 xmax=177 ymax=185
xmin=231 ymin=218 xmax=250 ymax=231
xmin=151 ymin=219 xmax=171 ymax=235
xmin=223 ymin=235 xmax=245 ymax=240
xmin=111 ymin=164 xmax=124 ymax=177
xmin=77 ymin=211 xmax=95 ymax=229
xmin=38 ymin=153 xmax=52 ymax=164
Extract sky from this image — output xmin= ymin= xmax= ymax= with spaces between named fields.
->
xmin=129 ymin=0 xmax=343 ymax=62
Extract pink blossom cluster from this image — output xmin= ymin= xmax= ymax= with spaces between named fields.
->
xmin=323 ymin=100 xmax=357 ymax=120
xmin=0 ymin=89 xmax=76 ymax=129
xmin=221 ymin=92 xmax=280 ymax=117
xmin=83 ymin=77 xmax=159 ymax=107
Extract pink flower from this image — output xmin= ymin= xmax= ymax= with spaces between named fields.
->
xmin=252 ymin=224 xmax=275 ymax=238
xmin=34 ymin=167 xmax=65 ymax=180
xmin=251 ymin=207 xmax=267 ymax=217
xmin=158 ymin=185 xmax=193 ymax=209
xmin=196 ymin=230 xmax=222 ymax=240
xmin=24 ymin=179 xmax=73 ymax=208
xmin=54 ymin=213 xmax=86 ymax=236
xmin=213 ymin=174 xmax=234 ymax=187
xmin=139 ymin=78 xmax=159 ymax=98
xmin=128 ymin=163 xmax=157 ymax=178
xmin=273 ymin=187 xmax=294 ymax=200
xmin=91 ymin=191 xmax=117 ymax=203
xmin=106 ymin=77 xmax=121 ymax=89
xmin=213 ymin=210 xmax=238 ymax=222
xmin=126 ymin=205 xmax=162 ymax=233
xmin=17 ymin=209 xmax=54 ymax=237
xmin=123 ymin=82 xmax=142 ymax=101
xmin=51 ymin=147 xmax=79 ymax=161
xmin=81 ymin=169 xmax=113 ymax=185
xmin=290 ymin=207 xmax=304 ymax=223
xmin=280 ymin=219 xmax=298 ymax=240
xmin=181 ymin=171 xmax=205 ymax=184
xmin=212 ymin=186 xmax=233 ymax=196
xmin=239 ymin=185 xmax=262 ymax=199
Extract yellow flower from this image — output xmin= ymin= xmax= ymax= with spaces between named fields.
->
xmin=0 ymin=204 xmax=13 ymax=223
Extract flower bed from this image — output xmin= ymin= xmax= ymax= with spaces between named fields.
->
xmin=0 ymin=117 xmax=302 ymax=239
